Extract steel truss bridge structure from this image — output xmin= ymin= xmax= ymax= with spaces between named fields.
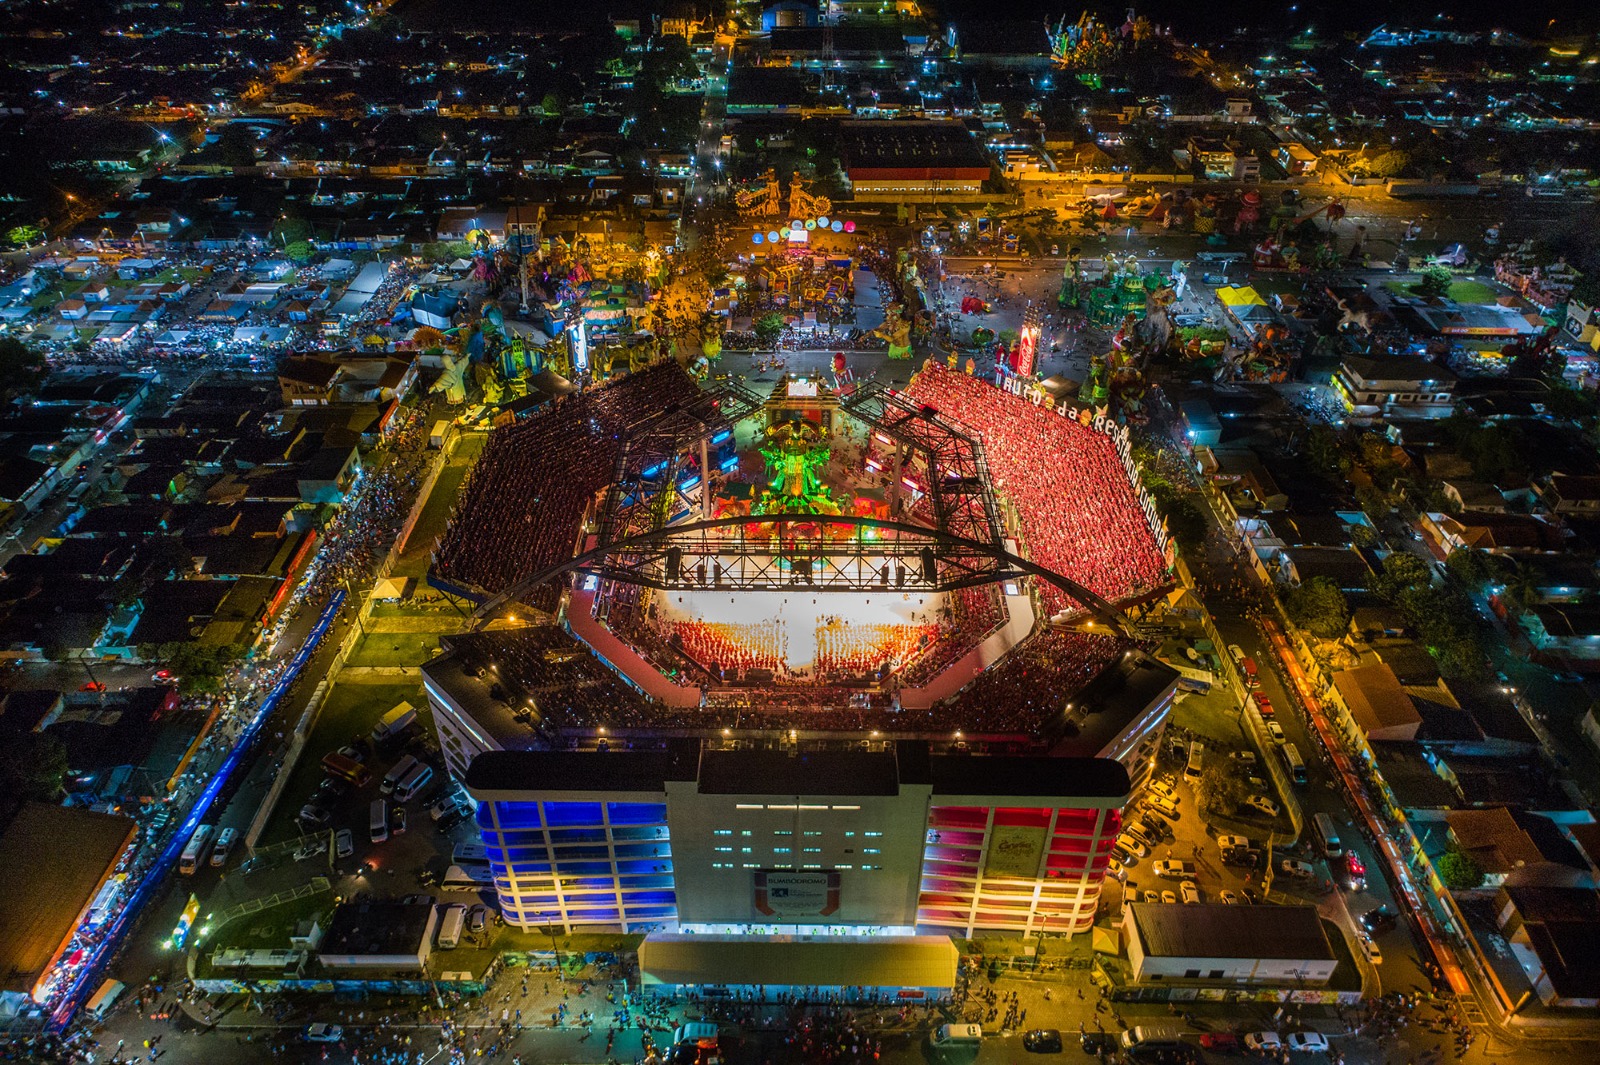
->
xmin=472 ymin=378 xmax=1129 ymax=633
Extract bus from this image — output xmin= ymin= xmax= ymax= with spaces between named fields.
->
xmin=1184 ymin=741 xmax=1205 ymax=782
xmin=179 ymin=824 xmax=215 ymax=875
xmin=1281 ymin=743 xmax=1307 ymax=786
xmin=322 ymin=751 xmax=372 ymax=788
xmin=1311 ymin=812 xmax=1343 ymax=859
xmin=440 ymin=864 xmax=494 ymax=893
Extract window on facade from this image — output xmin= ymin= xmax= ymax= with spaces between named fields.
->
xmin=714 ymin=846 xmax=732 ymax=852
xmin=864 ymin=848 xmax=880 ymax=854
xmin=740 ymin=847 xmax=752 ymax=853
xmin=713 ymin=829 xmax=732 ymax=836
xmin=1185 ymin=969 xmax=1201 ymax=979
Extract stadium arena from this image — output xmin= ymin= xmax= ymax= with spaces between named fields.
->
xmin=423 ymin=359 xmax=1181 ymax=961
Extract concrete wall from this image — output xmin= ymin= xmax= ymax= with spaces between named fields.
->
xmin=665 ymin=782 xmax=931 ymax=928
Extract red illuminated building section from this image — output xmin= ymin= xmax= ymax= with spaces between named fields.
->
xmin=919 ymin=804 xmax=1123 ymax=936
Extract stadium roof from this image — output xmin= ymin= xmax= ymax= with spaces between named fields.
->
xmin=0 ymin=802 xmax=135 ymax=995
xmin=639 ymin=934 xmax=958 ymax=990
xmin=466 ymin=741 xmax=1129 ymax=806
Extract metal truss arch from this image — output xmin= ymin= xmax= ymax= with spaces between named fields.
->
xmin=472 ymin=512 xmax=1131 ymax=635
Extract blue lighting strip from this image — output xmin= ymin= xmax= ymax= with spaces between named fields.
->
xmin=48 ymin=591 xmax=347 ymax=1031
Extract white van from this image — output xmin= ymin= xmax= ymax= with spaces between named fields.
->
xmin=370 ymin=798 xmax=389 ymax=843
xmin=209 ymin=827 xmax=237 ymax=867
xmin=86 ymin=979 xmax=125 ymax=1019
xmin=393 ymin=763 xmax=434 ymax=802
xmin=381 ymin=755 xmax=419 ymax=795
xmin=436 ymin=903 xmax=466 ymax=949
xmin=931 ymin=1024 xmax=983 ymax=1046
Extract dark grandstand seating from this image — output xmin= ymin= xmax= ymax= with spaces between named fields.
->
xmin=432 ymin=363 xmax=704 ymax=607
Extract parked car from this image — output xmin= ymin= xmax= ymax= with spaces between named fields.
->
xmin=1132 ymin=817 xmax=1170 ymax=843
xmin=305 ymin=1024 xmax=344 ymax=1043
xmin=337 ymin=745 xmax=367 ymax=764
xmin=1279 ymin=858 xmax=1316 ymax=880
xmin=1147 ymin=779 xmax=1180 ymax=803
xmin=1243 ymin=1033 xmax=1282 ymax=1053
xmin=1286 ymin=1032 xmax=1329 ymax=1053
xmin=1218 ymin=890 xmax=1241 ymax=905
xmin=1107 ymin=857 xmax=1126 ymax=880
xmin=1152 ymin=860 xmax=1197 ymax=879
xmin=298 ymin=803 xmax=330 ymax=826
xmin=1080 ymin=1033 xmax=1116 ymax=1055
xmin=391 ymin=806 xmax=408 ymax=835
xmin=1143 ymin=890 xmax=1160 ymax=903
xmin=1179 ymin=880 xmax=1200 ymax=904
xmin=1145 ymin=795 xmax=1181 ymax=820
xmin=1215 ymin=834 xmax=1250 ymax=853
xmin=1161 ymin=890 xmax=1177 ymax=904
xmin=209 ymin=827 xmax=237 ymax=868
xmin=1358 ymin=935 xmax=1383 ymax=965
xmin=335 ymin=828 xmax=354 ymax=859
xmin=1265 ymin=721 xmax=1287 ymax=744
xmin=1243 ymin=796 xmax=1280 ymax=818
xmin=1199 ymin=1033 xmax=1241 ymax=1052
xmin=1022 ymin=1029 xmax=1063 ymax=1053
xmin=1117 ymin=833 xmax=1150 ymax=859
xmin=467 ymin=904 xmax=489 ymax=934
xmin=1361 ymin=907 xmax=1398 ymax=934
xmin=1231 ymin=750 xmax=1257 ymax=767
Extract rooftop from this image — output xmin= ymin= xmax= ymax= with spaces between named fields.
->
xmin=1127 ymin=902 xmax=1335 ymax=961
xmin=0 ymin=803 xmax=136 ymax=995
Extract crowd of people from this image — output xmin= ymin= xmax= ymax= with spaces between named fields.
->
xmin=671 ymin=620 xmax=788 ymax=678
xmin=454 ymin=626 xmax=657 ymax=731
xmin=292 ymin=405 xmax=433 ymax=614
xmin=814 ymin=621 xmax=933 ymax=679
xmin=896 ymin=585 xmax=1005 ymax=688
xmin=903 ymin=364 xmax=1166 ymax=615
xmin=935 ymin=630 xmax=1128 ymax=735
xmin=434 ymin=362 xmax=703 ymax=606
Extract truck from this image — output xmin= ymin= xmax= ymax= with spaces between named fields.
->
xmin=1152 ymin=859 xmax=1197 ymax=879
xmin=429 ymin=419 xmax=451 ymax=448
xmin=370 ymin=701 xmax=417 ymax=745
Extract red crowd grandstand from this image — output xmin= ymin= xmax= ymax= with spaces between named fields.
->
xmin=901 ymin=365 xmax=1166 ymax=616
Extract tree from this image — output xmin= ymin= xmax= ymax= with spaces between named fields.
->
xmin=1362 ymin=149 xmax=1411 ymax=179
xmin=7 ymin=224 xmax=43 ymax=249
xmin=271 ymin=215 xmax=311 ymax=247
xmin=1373 ymin=552 xmax=1432 ymax=604
xmin=1284 ymin=576 xmax=1352 ymax=640
xmin=283 ymin=240 xmax=316 ymax=265
xmin=1437 ymin=848 xmax=1484 ymax=890
xmin=0 ymin=731 xmax=69 ymax=802
xmin=217 ymin=123 xmax=259 ymax=168
xmin=1414 ymin=264 xmax=1452 ymax=300
xmin=0 ymin=336 xmax=47 ymax=401
xmin=1162 ymin=496 xmax=1207 ymax=550
xmin=753 ymin=312 xmax=786 ymax=346
xmin=138 ymin=641 xmax=244 ymax=695
xmin=1445 ymin=548 xmax=1497 ymax=591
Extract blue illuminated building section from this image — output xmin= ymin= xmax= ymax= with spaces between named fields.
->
xmin=476 ymin=799 xmax=675 ymax=931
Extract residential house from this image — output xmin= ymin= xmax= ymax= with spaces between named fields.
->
xmin=1495 ymin=881 xmax=1600 ymax=1008
xmin=1333 ymin=355 xmax=1456 ymax=421
xmin=1328 ymin=662 xmax=1422 ymax=743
